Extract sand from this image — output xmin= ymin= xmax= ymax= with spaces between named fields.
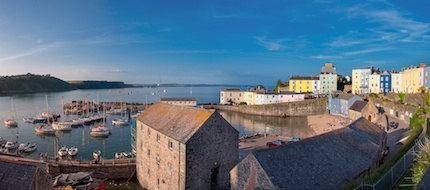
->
xmin=307 ymin=113 xmax=351 ymax=136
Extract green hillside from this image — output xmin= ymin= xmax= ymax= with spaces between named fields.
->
xmin=0 ymin=73 xmax=76 ymax=94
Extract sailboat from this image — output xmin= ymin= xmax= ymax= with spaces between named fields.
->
xmin=52 ymin=97 xmax=72 ymax=132
xmin=35 ymin=95 xmax=56 ymax=135
xmin=4 ymin=97 xmax=18 ymax=127
xmin=90 ymin=103 xmax=111 ymax=137
xmin=112 ymin=102 xmax=129 ymax=126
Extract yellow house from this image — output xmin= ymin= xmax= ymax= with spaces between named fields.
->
xmin=403 ymin=63 xmax=425 ymax=93
xmin=289 ymin=76 xmax=319 ymax=93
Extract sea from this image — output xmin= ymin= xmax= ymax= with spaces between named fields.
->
xmin=0 ymin=86 xmax=312 ymax=161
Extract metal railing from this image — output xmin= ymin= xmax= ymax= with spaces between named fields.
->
xmin=354 ymin=136 xmax=426 ymax=190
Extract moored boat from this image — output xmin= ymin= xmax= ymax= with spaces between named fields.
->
xmin=5 ymin=141 xmax=18 ymax=149
xmin=18 ymin=142 xmax=30 ymax=151
xmin=68 ymin=146 xmax=78 ymax=156
xmin=4 ymin=119 xmax=18 ymax=127
xmin=93 ymin=150 xmax=101 ymax=159
xmin=112 ymin=117 xmax=129 ymax=126
xmin=58 ymin=146 xmax=68 ymax=156
xmin=35 ymin=124 xmax=56 ymax=134
xmin=24 ymin=143 xmax=37 ymax=153
xmin=115 ymin=152 xmax=124 ymax=159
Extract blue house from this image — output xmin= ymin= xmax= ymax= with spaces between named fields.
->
xmin=328 ymin=94 xmax=363 ymax=118
xmin=380 ymin=71 xmax=391 ymax=95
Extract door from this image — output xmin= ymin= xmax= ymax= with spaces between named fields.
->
xmin=210 ymin=166 xmax=219 ymax=190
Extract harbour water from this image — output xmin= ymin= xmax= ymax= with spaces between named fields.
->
xmin=0 ymin=86 xmax=312 ymax=161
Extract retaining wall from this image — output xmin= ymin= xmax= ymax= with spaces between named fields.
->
xmin=214 ymin=98 xmax=327 ymax=117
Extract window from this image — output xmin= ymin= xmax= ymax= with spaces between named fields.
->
xmin=141 ymin=124 xmax=144 ymax=132
xmin=167 ymin=163 xmax=172 ymax=175
xmin=148 ymin=149 xmax=150 ymax=156
xmin=169 ymin=140 xmax=173 ymax=150
xmin=157 ymin=178 xmax=160 ymax=186
xmin=148 ymin=168 xmax=150 ymax=176
xmin=148 ymin=129 xmax=151 ymax=136
xmin=157 ymin=134 xmax=160 ymax=142
xmin=156 ymin=156 xmax=161 ymax=165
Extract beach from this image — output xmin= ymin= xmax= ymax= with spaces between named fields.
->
xmin=307 ymin=113 xmax=351 ymax=136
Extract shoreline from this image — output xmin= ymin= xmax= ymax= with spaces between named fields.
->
xmin=307 ymin=113 xmax=350 ymax=136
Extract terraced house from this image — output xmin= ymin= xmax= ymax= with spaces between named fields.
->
xmin=289 ymin=76 xmax=319 ymax=93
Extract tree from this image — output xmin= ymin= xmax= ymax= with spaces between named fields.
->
xmin=418 ymin=86 xmax=427 ymax=94
xmin=398 ymin=92 xmax=406 ymax=104
xmin=256 ymin=84 xmax=265 ymax=90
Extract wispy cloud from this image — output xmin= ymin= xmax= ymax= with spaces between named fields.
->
xmin=151 ymin=50 xmax=229 ymax=54
xmin=159 ymin=27 xmax=171 ymax=32
xmin=212 ymin=13 xmax=241 ymax=19
xmin=311 ymin=55 xmax=343 ymax=59
xmin=343 ymin=47 xmax=391 ymax=56
xmin=254 ymin=36 xmax=288 ymax=51
xmin=364 ymin=60 xmax=386 ymax=65
xmin=0 ymin=42 xmax=64 ymax=63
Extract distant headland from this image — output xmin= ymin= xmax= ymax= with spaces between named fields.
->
xmin=0 ymin=73 xmax=249 ymax=94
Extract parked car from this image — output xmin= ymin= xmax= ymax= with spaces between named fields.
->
xmin=389 ymin=122 xmax=399 ymax=129
xmin=288 ymin=137 xmax=301 ymax=143
xmin=266 ymin=140 xmax=286 ymax=147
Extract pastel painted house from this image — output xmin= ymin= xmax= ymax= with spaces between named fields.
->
xmin=328 ymin=94 xmax=363 ymax=118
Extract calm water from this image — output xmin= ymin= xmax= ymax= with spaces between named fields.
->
xmin=0 ymin=86 xmax=311 ymax=161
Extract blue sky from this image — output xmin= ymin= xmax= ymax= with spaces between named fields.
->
xmin=0 ymin=0 xmax=429 ymax=87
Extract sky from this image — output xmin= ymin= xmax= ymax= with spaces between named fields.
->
xmin=0 ymin=0 xmax=430 ymax=87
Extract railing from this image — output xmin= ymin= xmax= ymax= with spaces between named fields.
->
xmin=48 ymin=158 xmax=136 ymax=166
xmin=354 ymin=136 xmax=426 ymax=190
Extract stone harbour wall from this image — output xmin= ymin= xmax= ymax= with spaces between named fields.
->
xmin=214 ymin=98 xmax=327 ymax=117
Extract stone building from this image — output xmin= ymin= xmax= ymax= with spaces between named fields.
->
xmin=135 ymin=102 xmax=239 ymax=190
xmin=230 ymin=118 xmax=387 ymax=190
xmin=159 ymin=98 xmax=197 ymax=106
xmin=349 ymin=100 xmax=379 ymax=122
xmin=0 ymin=157 xmax=52 ymax=190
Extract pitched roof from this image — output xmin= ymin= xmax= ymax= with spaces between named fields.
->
xmin=349 ymin=100 xmax=368 ymax=112
xmin=251 ymin=117 xmax=385 ymax=189
xmin=136 ymin=102 xmax=216 ymax=143
xmin=0 ymin=158 xmax=39 ymax=189
xmin=335 ymin=93 xmax=358 ymax=100
xmin=290 ymin=76 xmax=319 ymax=80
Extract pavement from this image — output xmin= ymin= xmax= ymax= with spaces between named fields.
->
xmin=374 ymin=113 xmax=411 ymax=160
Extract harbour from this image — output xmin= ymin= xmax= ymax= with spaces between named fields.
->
xmin=0 ymin=86 xmax=311 ymax=161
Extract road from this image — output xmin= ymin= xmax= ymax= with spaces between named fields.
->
xmin=375 ymin=113 xmax=411 ymax=160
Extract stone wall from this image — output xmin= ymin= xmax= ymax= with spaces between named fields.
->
xmin=47 ymin=160 xmax=136 ymax=180
xmin=214 ymin=98 xmax=327 ymax=117
xmin=370 ymin=97 xmax=417 ymax=123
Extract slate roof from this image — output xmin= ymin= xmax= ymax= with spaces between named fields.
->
xmin=320 ymin=64 xmax=336 ymax=74
xmin=290 ymin=76 xmax=320 ymax=80
xmin=350 ymin=100 xmax=368 ymax=112
xmin=252 ymin=117 xmax=385 ymax=190
xmin=0 ymin=158 xmax=45 ymax=190
xmin=335 ymin=93 xmax=358 ymax=100
xmin=136 ymin=102 xmax=216 ymax=143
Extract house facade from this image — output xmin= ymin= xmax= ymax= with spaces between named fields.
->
xmin=136 ymin=103 xmax=238 ymax=190
xmin=278 ymin=92 xmax=305 ymax=103
xmin=230 ymin=118 xmax=387 ymax=190
xmin=391 ymin=71 xmax=404 ymax=93
xmin=328 ymin=94 xmax=363 ymax=117
xmin=289 ymin=76 xmax=319 ymax=93
xmin=380 ymin=71 xmax=391 ymax=94
xmin=220 ymin=89 xmax=244 ymax=105
xmin=319 ymin=63 xmax=337 ymax=95
xmin=369 ymin=72 xmax=380 ymax=94
xmin=352 ymin=68 xmax=372 ymax=95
